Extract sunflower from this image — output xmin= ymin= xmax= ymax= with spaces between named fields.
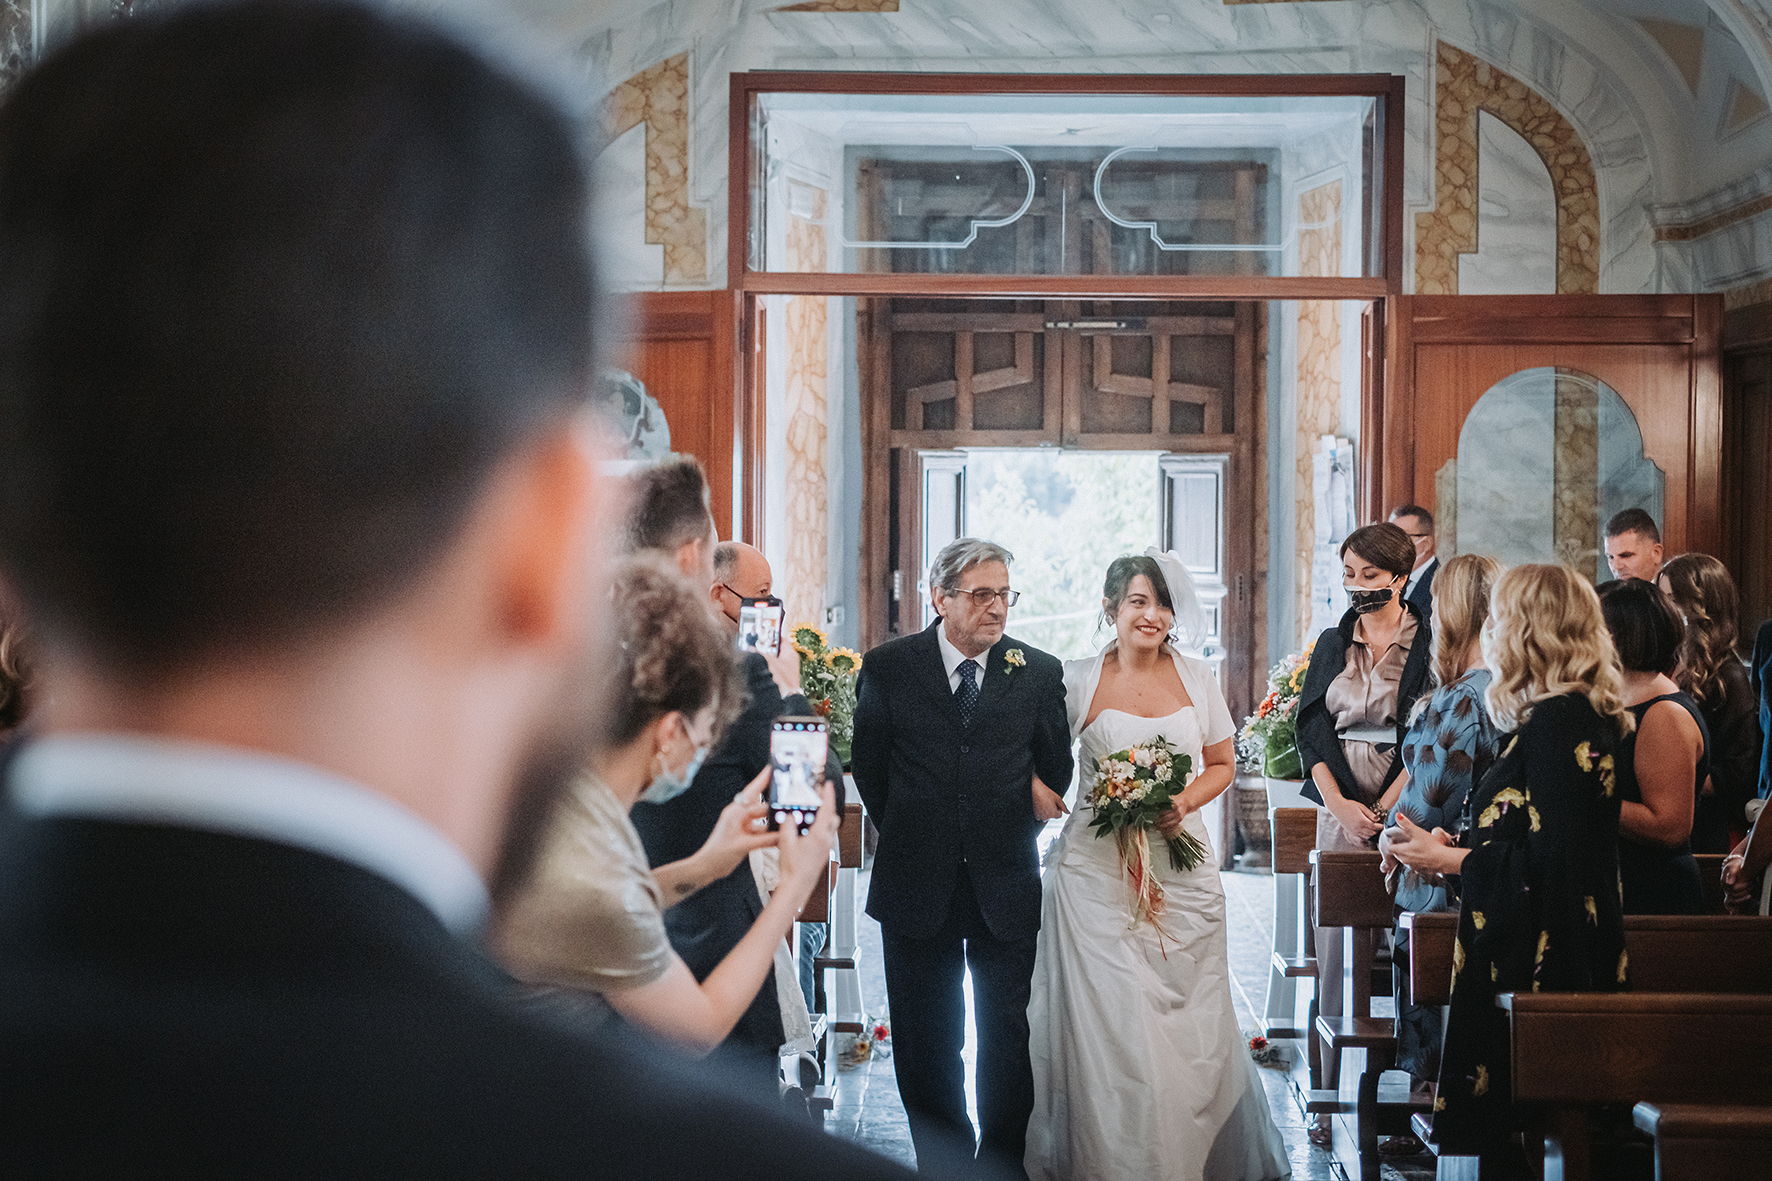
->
xmin=825 ymin=647 xmax=862 ymax=674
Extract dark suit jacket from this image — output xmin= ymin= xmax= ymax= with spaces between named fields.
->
xmin=1754 ymin=620 xmax=1772 ymax=800
xmin=850 ymin=623 xmax=1072 ymax=942
xmin=1406 ymin=558 xmax=1438 ymax=618
xmin=0 ymin=811 xmax=916 ymax=1178
xmin=630 ymin=652 xmax=844 ymax=1066
xmin=1294 ymin=601 xmax=1434 ymax=807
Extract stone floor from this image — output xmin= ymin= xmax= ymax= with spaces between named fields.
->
xmin=825 ymin=862 xmax=1436 ymax=1180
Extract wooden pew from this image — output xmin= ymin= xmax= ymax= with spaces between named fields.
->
xmin=1502 ymin=992 xmax=1772 ymax=1181
xmin=1310 ymin=849 xmax=1413 ymax=1181
xmin=1632 ymin=1102 xmax=1772 ymax=1180
xmin=1266 ymin=807 xmax=1318 ymax=1041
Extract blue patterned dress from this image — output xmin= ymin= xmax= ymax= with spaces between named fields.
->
xmin=1389 ymin=669 xmax=1503 ymax=1079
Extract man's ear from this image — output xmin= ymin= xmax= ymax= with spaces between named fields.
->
xmin=488 ymin=419 xmax=606 ymax=649
xmin=673 ymin=536 xmax=704 ymax=582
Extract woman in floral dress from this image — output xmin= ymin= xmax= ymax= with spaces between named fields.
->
xmin=1386 ymin=564 xmax=1632 ymax=1171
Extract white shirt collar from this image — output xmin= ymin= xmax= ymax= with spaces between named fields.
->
xmin=8 ymin=733 xmax=489 ymax=934
xmin=935 ymin=621 xmax=987 ymax=693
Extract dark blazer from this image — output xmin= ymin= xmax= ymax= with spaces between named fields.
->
xmin=630 ymin=652 xmax=843 ymax=1069
xmin=1755 ymin=620 xmax=1772 ymax=801
xmin=851 ymin=623 xmax=1072 ymax=942
xmin=1294 ymin=600 xmax=1434 ymax=807
xmin=1406 ymin=557 xmax=1438 ymax=617
xmin=0 ymin=812 xmax=916 ymax=1178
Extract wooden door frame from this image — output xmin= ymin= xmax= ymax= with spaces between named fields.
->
xmin=1378 ymin=293 xmax=1725 ymax=556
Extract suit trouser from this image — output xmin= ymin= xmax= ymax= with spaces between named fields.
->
xmin=880 ymin=864 xmax=1035 ymax=1179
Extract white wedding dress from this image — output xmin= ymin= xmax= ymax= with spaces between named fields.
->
xmin=1025 ymin=646 xmax=1290 ymax=1181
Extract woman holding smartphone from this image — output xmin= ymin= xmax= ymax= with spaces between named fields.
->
xmin=496 ymin=555 xmax=838 ymax=1054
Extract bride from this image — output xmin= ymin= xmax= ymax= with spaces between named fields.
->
xmin=1025 ymin=550 xmax=1290 ymax=1181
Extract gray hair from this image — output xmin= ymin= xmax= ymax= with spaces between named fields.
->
xmin=712 ymin=541 xmax=741 ymax=581
xmin=929 ymin=538 xmax=1014 ymax=594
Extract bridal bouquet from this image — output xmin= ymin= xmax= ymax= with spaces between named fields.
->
xmin=1086 ymin=737 xmax=1207 ymax=928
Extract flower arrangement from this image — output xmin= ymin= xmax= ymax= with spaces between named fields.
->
xmin=789 ymin=623 xmax=862 ymax=767
xmin=1085 ymin=737 xmax=1207 ymax=931
xmin=1246 ymin=1031 xmax=1282 ymax=1067
xmin=1236 ymin=639 xmax=1315 ymax=780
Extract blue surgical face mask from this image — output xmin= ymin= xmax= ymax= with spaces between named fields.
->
xmin=640 ymin=717 xmax=710 ymax=805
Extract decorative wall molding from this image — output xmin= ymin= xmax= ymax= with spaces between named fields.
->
xmin=773 ymin=0 xmax=897 ymax=10
xmin=603 ymin=52 xmax=707 ymax=285
xmin=1415 ymin=41 xmax=1599 ymax=296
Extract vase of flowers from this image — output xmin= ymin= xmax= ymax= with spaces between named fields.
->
xmin=1237 ymin=639 xmax=1314 ymax=783
xmin=789 ymin=623 xmax=862 ymax=768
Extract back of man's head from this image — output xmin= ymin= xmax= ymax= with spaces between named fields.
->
xmin=623 ymin=455 xmax=714 ymax=563
xmin=0 ymin=0 xmax=597 ymax=672
xmin=1605 ymin=507 xmax=1661 ymax=544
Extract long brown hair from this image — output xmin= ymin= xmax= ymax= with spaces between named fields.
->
xmin=1429 ymin=554 xmax=1502 ymax=690
xmin=1660 ymin=552 xmax=1741 ymax=706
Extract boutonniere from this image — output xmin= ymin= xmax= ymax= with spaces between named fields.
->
xmin=1004 ymin=649 xmax=1026 ymax=673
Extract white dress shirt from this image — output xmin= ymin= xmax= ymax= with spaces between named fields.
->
xmin=1406 ymin=557 xmax=1436 ymax=601
xmin=936 ymin=623 xmax=988 ymax=693
xmin=9 ymin=733 xmax=489 ymax=934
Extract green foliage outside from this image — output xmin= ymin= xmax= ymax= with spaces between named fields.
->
xmin=964 ymin=450 xmax=1162 ymax=662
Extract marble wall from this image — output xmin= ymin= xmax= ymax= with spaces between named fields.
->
xmin=0 ymin=0 xmax=28 ymax=95
xmin=604 ymin=52 xmax=707 ymax=286
xmin=1294 ymin=180 xmax=1343 ymax=647
xmin=1458 ymin=112 xmax=1557 ymax=296
xmin=781 ymin=181 xmax=829 ymax=631
xmin=1551 ymin=370 xmax=1599 ymax=574
xmin=1416 ymin=42 xmax=1599 ymax=296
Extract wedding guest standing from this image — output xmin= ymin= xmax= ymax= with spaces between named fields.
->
xmin=1386 ymin=565 xmax=1631 ymax=1174
xmin=1598 ymin=579 xmax=1709 ymax=914
xmin=1389 ymin=504 xmax=1439 ymax=617
xmin=1379 ymin=554 xmax=1503 ymax=1094
xmin=1604 ymin=508 xmax=1664 ymax=582
xmin=851 ymin=538 xmax=1072 ymax=1178
xmin=1660 ymin=554 xmax=1759 ymax=852
xmin=498 ymin=556 xmax=840 ymax=1052
xmin=1295 ymin=521 xmax=1433 ymax=1144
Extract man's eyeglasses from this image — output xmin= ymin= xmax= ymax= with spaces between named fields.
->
xmin=946 ymin=587 xmax=1020 ymax=607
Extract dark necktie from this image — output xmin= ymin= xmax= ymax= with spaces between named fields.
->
xmin=955 ymin=658 xmax=980 ymax=729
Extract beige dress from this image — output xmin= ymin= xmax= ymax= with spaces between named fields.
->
xmin=1313 ymin=611 xmax=1417 ymax=1018
xmin=495 ymin=774 xmax=675 ymax=1026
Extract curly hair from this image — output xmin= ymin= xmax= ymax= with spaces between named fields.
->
xmin=0 ymin=597 xmax=30 ymax=732
xmin=1483 ymin=563 xmax=1632 ymax=736
xmin=1660 ymin=552 xmax=1742 ymax=707
xmin=605 ymin=555 xmax=743 ymax=750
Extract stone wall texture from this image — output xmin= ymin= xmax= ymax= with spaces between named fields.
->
xmin=782 ymin=180 xmax=829 ymax=632
xmin=1416 ymin=42 xmax=1599 ymax=296
xmin=1296 ymin=179 xmax=1343 ymax=647
xmin=604 ymin=53 xmax=707 ymax=285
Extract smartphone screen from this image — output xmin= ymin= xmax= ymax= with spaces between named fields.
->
xmin=735 ymin=597 xmax=785 ymax=655
xmin=768 ymin=716 xmax=826 ymax=835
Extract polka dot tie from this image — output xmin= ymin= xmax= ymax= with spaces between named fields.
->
xmin=955 ymin=658 xmax=980 ymax=729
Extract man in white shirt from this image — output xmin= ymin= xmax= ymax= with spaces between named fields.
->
xmin=0 ymin=5 xmax=918 ymax=1178
xmin=1390 ymin=504 xmax=1439 ymax=618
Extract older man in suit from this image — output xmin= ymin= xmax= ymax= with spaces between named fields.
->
xmin=852 ymin=539 xmax=1073 ymax=1178
xmin=0 ymin=5 xmax=917 ymax=1177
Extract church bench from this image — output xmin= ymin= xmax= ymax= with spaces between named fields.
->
xmin=1498 ymin=992 xmax=1772 ymax=1181
xmin=1631 ymin=1101 xmax=1772 ymax=1180
xmin=1265 ymin=807 xmax=1319 ymax=1040
xmin=1311 ymin=849 xmax=1412 ymax=1181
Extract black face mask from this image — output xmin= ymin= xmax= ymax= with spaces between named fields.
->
xmin=1348 ymin=587 xmax=1395 ymax=615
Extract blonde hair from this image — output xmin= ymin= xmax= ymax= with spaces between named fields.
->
xmin=1429 ymin=553 xmax=1502 ymax=690
xmin=1483 ymin=563 xmax=1633 ymax=736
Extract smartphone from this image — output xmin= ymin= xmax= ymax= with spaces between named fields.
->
xmin=768 ymin=716 xmax=827 ymax=835
xmin=736 ymin=597 xmax=785 ymax=655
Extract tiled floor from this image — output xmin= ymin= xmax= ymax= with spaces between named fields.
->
xmin=826 ymin=864 xmax=1435 ymax=1180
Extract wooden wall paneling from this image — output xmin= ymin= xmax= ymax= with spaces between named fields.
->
xmin=1723 ymin=306 xmax=1772 ymax=634
xmin=1381 ymin=295 xmax=1413 ymax=526
xmin=1382 ymin=75 xmax=1406 ymax=291
xmin=623 ymin=290 xmax=737 ymax=538
xmin=1691 ymin=295 xmax=1724 ymax=558
xmin=1229 ymin=300 xmax=1259 ymax=721
xmin=742 ymin=297 xmax=767 ymax=546
xmin=1361 ymin=299 xmax=1387 ymax=524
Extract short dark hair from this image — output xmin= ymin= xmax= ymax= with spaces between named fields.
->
xmin=1339 ymin=522 xmax=1416 ymax=581
xmin=622 ymin=456 xmax=713 ymax=556
xmin=1390 ymin=504 xmax=1434 ymax=530
xmin=1605 ymin=508 xmax=1661 ymax=544
xmin=0 ymin=0 xmax=597 ymax=670
xmin=1597 ymin=577 xmax=1684 ymax=675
